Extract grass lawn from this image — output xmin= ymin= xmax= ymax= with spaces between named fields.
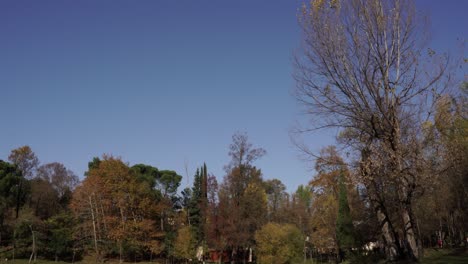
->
xmin=420 ymin=248 xmax=468 ymax=264
xmin=2 ymin=249 xmax=467 ymax=264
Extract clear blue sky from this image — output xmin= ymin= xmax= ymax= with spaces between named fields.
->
xmin=1 ymin=0 xmax=466 ymax=192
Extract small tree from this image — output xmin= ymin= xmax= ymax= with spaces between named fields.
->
xmin=255 ymin=223 xmax=303 ymax=264
xmin=173 ymin=226 xmax=194 ymax=262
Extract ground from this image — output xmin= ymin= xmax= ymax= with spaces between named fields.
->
xmin=419 ymin=248 xmax=468 ymax=264
xmin=1 ymin=249 xmax=467 ymax=264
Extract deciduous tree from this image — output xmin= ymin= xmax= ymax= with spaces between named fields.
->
xmin=255 ymin=223 xmax=304 ymax=264
xmin=294 ymin=0 xmax=449 ymax=260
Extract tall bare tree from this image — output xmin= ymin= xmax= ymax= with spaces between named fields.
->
xmin=294 ymin=0 xmax=450 ymax=261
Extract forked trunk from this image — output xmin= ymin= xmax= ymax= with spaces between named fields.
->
xmin=401 ymin=202 xmax=421 ymax=260
xmin=372 ymin=193 xmax=401 ymax=261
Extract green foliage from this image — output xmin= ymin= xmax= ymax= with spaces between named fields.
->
xmin=255 ymin=223 xmax=304 ymax=264
xmin=84 ymin=157 xmax=101 ymax=176
xmin=0 ymin=160 xmax=29 ymax=240
xmin=189 ymin=164 xmax=208 ymax=246
xmin=0 ymin=160 xmax=25 ymax=214
xmin=336 ymin=171 xmax=356 ymax=251
xmin=172 ymin=226 xmax=194 ymax=261
xmin=158 ymin=170 xmax=182 ymax=198
xmin=131 ymin=164 xmax=163 ymax=200
xmin=43 ymin=212 xmax=76 ymax=261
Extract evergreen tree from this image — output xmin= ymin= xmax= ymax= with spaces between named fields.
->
xmin=189 ymin=164 xmax=208 ymax=246
xmin=336 ymin=170 xmax=356 ymax=260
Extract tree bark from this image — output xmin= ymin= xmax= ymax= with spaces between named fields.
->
xmin=28 ymin=225 xmax=36 ymax=264
xmin=89 ymin=195 xmax=99 ymax=255
xmin=361 ymin=147 xmax=402 ymax=261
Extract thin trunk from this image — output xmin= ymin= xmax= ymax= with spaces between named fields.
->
xmin=99 ymin=196 xmax=108 ymax=232
xmin=15 ymin=179 xmax=22 ymax=219
xmin=161 ymin=214 xmax=164 ymax=231
xmin=119 ymin=241 xmax=123 ymax=263
xmin=89 ymin=195 xmax=99 ymax=255
xmin=28 ymin=225 xmax=35 ymax=264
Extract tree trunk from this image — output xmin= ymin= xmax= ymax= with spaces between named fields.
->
xmin=15 ymin=180 xmax=23 ymax=219
xmin=401 ymin=204 xmax=420 ymax=260
xmin=119 ymin=241 xmax=123 ymax=263
xmin=89 ymin=195 xmax=99 ymax=255
xmin=28 ymin=225 xmax=36 ymax=264
xmin=375 ymin=200 xmax=401 ymax=261
xmin=392 ymin=119 xmax=421 ymax=261
xmin=361 ymin=148 xmax=402 ymax=261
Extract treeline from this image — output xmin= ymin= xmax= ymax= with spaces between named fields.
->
xmin=1 ymin=0 xmax=467 ymax=262
xmin=1 ymin=112 xmax=466 ymax=264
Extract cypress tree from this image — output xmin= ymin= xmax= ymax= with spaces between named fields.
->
xmin=189 ymin=164 xmax=208 ymax=246
xmin=336 ymin=170 xmax=356 ymax=259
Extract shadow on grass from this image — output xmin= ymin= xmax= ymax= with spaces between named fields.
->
xmin=421 ymin=248 xmax=468 ymax=264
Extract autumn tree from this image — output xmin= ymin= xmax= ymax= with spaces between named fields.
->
xmin=295 ymin=0 xmax=450 ymax=261
xmin=205 ymin=174 xmax=220 ymax=248
xmin=172 ymin=226 xmax=194 ymax=262
xmin=71 ymin=156 xmax=158 ymax=262
xmin=288 ymin=185 xmax=312 ymax=234
xmin=8 ymin=146 xmax=38 ymax=219
xmin=36 ymin=162 xmax=78 ymax=203
xmin=308 ymin=146 xmax=342 ymax=252
xmin=264 ymin=179 xmax=287 ymax=223
xmin=28 ymin=178 xmax=60 ymax=220
xmin=414 ymin=89 xmax=468 ymax=247
xmin=8 ymin=146 xmax=39 ymax=179
xmin=218 ymin=133 xmax=267 ymax=260
xmin=255 ymin=223 xmax=304 ymax=264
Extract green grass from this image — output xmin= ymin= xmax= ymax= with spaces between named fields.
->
xmin=0 ymin=260 xmax=161 ymax=264
xmin=2 ymin=249 xmax=467 ymax=264
xmin=420 ymin=248 xmax=468 ymax=264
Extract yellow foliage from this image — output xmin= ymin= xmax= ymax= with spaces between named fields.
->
xmin=255 ymin=223 xmax=304 ymax=264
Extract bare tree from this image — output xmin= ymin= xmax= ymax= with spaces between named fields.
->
xmin=294 ymin=0 xmax=450 ymax=261
xmin=37 ymin=162 xmax=79 ymax=199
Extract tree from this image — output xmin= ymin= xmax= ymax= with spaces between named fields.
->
xmin=255 ymin=223 xmax=304 ymax=264
xmin=218 ymin=133 xmax=267 ymax=260
xmin=264 ymin=179 xmax=287 ymax=222
xmin=205 ymin=174 xmax=220 ymax=248
xmin=414 ymin=89 xmax=468 ymax=248
xmin=308 ymin=147 xmax=342 ymax=252
xmin=28 ymin=178 xmax=60 ymax=220
xmin=336 ymin=171 xmax=356 ymax=260
xmin=8 ymin=146 xmax=39 ymax=179
xmin=189 ymin=164 xmax=208 ymax=247
xmin=36 ymin=162 xmax=78 ymax=201
xmin=294 ymin=0 xmax=449 ymax=260
xmin=71 ymin=156 xmax=158 ymax=261
xmin=8 ymin=146 xmax=39 ymax=220
xmin=289 ymin=185 xmax=312 ymax=235
xmin=0 ymin=160 xmax=27 ymax=244
xmin=44 ymin=212 xmax=76 ymax=262
xmin=172 ymin=226 xmax=194 ymax=262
